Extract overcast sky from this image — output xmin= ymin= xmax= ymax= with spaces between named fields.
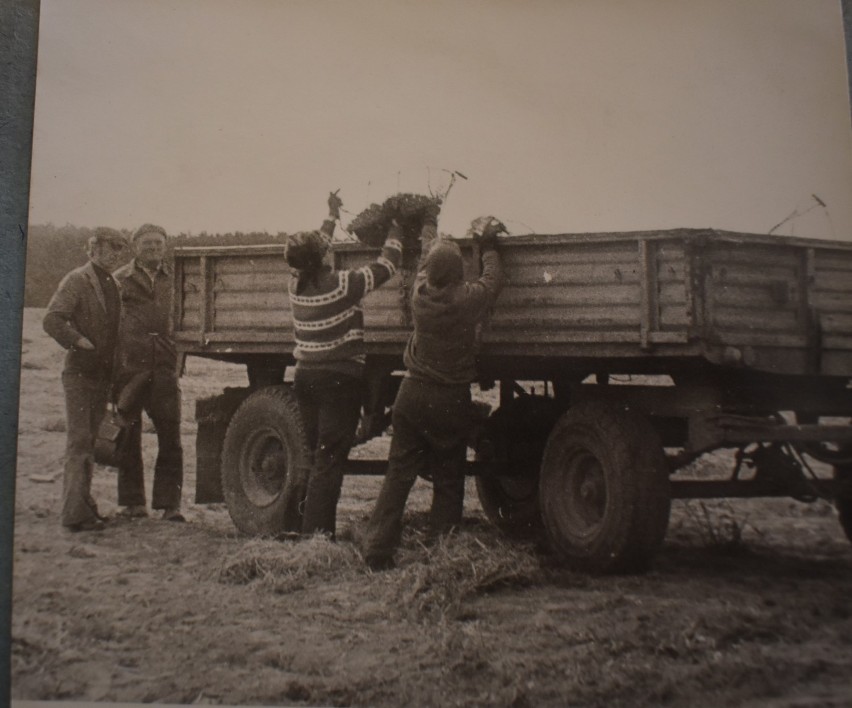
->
xmin=28 ymin=0 xmax=852 ymax=240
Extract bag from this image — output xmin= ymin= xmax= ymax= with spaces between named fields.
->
xmin=94 ymin=406 xmax=128 ymax=467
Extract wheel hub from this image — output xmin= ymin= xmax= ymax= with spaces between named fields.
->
xmin=562 ymin=449 xmax=607 ymax=535
xmin=241 ymin=428 xmax=289 ymax=507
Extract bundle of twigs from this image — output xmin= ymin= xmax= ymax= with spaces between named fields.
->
xmin=348 ymin=193 xmax=440 ymax=247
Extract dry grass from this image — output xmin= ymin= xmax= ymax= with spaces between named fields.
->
xmin=216 ymin=534 xmax=363 ymax=594
xmin=217 ymin=513 xmax=542 ymax=623
xmin=679 ymin=499 xmax=761 ymax=551
xmin=388 ymin=528 xmax=541 ymax=622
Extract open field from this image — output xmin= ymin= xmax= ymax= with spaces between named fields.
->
xmin=10 ymin=307 xmax=852 ymax=707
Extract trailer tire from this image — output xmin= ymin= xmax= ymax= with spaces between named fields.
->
xmin=539 ymin=401 xmax=671 ymax=573
xmin=221 ymin=385 xmax=310 ymax=536
xmin=474 ymin=397 xmax=563 ymax=539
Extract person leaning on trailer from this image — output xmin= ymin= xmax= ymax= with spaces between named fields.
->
xmin=287 ymin=191 xmax=407 ymax=539
xmin=43 ymin=227 xmax=128 ymax=532
xmin=363 ymin=213 xmax=507 ymax=570
xmin=112 ymin=224 xmax=185 ymax=522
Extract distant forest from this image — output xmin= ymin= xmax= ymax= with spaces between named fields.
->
xmin=24 ymin=223 xmax=291 ymax=307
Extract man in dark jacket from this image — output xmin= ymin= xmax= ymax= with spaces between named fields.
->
xmin=364 ymin=214 xmax=506 ymax=569
xmin=113 ymin=224 xmax=184 ymax=521
xmin=44 ymin=227 xmax=128 ymax=532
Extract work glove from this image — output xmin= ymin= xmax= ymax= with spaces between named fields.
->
xmin=470 ymin=216 xmax=506 ymax=252
xmin=327 ymin=190 xmax=343 ymax=220
xmin=422 ymin=198 xmax=442 ymax=227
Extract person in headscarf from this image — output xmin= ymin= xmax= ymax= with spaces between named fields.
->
xmin=287 ymin=191 xmax=404 ymax=539
xmin=363 ymin=213 xmax=506 ymax=570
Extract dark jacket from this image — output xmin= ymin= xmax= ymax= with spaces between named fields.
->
xmin=43 ymin=261 xmax=121 ymax=377
xmin=112 ymin=258 xmax=177 ymax=376
xmin=403 ymin=237 xmax=504 ymax=385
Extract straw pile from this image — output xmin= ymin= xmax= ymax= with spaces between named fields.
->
xmin=216 ymin=535 xmax=363 ymax=594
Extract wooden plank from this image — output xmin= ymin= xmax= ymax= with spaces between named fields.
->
xmin=497 ymin=283 xmax=641 ymax=308
xmin=202 ymin=331 xmax=295 ymax=343
xmin=820 ymin=313 xmax=852 ymax=333
xmin=814 ymin=270 xmax=852 ymax=294
xmin=490 ymin=305 xmax=640 ymax=327
xmin=499 ymin=261 xmax=641 ymax=285
xmin=708 ymin=263 xmax=799 ymax=284
xmin=488 ymin=314 xmax=639 ymax=330
xmin=180 ymin=261 xmax=201 ymax=277
xmin=712 ymin=284 xmax=801 ymax=310
xmin=823 ymin=335 xmax=852 ymax=349
xmin=482 ymin=329 xmax=642 ymax=344
xmin=200 ymin=256 xmax=212 ymax=345
xmin=712 ymin=309 xmax=800 ymax=331
xmin=707 ymin=245 xmax=801 ymax=269
xmin=212 ymin=273 xmax=290 ymax=292
xmin=658 ymin=304 xmax=692 ymax=328
xmin=212 ymin=291 xmax=290 ymax=310
xmin=658 ymin=282 xmax=689 ymax=305
xmin=214 ymin=257 xmax=289 ymax=276
xmin=806 ymin=292 xmax=852 ymax=313
xmin=639 ymin=240 xmax=655 ymax=350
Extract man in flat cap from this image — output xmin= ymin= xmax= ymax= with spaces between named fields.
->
xmin=113 ymin=224 xmax=185 ymax=521
xmin=44 ymin=226 xmax=128 ymax=532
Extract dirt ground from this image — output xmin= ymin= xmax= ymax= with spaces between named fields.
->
xmin=10 ymin=308 xmax=852 ymax=707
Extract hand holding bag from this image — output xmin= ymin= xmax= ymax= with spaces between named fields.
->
xmin=94 ymin=404 xmax=128 ymax=468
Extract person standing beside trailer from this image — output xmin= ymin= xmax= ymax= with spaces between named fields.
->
xmin=288 ymin=191 xmax=404 ymax=539
xmin=113 ymin=224 xmax=185 ymax=522
xmin=43 ymin=227 xmax=128 ymax=532
xmin=364 ymin=214 xmax=506 ymax=570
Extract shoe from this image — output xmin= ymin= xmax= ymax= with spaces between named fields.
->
xmin=365 ymin=554 xmax=396 ymax=572
xmin=117 ymin=505 xmax=148 ymax=519
xmin=65 ymin=518 xmax=106 ymax=533
xmin=161 ymin=508 xmax=186 ymax=522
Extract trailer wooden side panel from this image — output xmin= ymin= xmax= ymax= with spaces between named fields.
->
xmin=173 ymin=229 xmax=852 ymax=377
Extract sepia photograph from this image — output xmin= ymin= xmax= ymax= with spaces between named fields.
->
xmin=9 ymin=1 xmax=852 ymax=705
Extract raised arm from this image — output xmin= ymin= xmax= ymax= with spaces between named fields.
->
xmin=344 ymin=221 xmax=403 ymax=301
xmin=416 ymin=199 xmax=442 ymax=271
xmin=461 ymin=217 xmax=506 ymax=316
xmin=319 ymin=189 xmax=343 ymax=240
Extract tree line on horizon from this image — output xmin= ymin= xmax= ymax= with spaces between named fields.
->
xmin=24 ymin=223 xmax=292 ymax=307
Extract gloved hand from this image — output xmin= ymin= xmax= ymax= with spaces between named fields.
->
xmin=327 ymin=190 xmax=343 ymax=220
xmin=473 ymin=217 xmax=506 ymax=251
xmin=423 ymin=198 xmax=442 ymax=226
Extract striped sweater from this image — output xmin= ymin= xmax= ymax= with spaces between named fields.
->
xmin=289 ymin=223 xmax=403 ymax=376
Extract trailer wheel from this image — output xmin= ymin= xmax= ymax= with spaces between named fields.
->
xmin=475 ymin=396 xmax=563 ymax=539
xmin=221 ymin=385 xmax=310 ymax=536
xmin=539 ymin=401 xmax=671 ymax=573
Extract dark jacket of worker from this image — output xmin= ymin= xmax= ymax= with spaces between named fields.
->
xmin=403 ymin=235 xmax=504 ymax=385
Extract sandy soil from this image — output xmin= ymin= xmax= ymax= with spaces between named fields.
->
xmin=10 ymin=308 xmax=852 ymax=707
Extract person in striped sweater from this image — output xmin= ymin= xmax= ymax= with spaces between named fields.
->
xmin=286 ymin=191 xmax=406 ymax=538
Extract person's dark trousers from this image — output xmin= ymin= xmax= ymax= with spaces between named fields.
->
xmin=61 ymin=370 xmax=111 ymax=527
xmin=117 ymin=368 xmax=183 ymax=510
xmin=365 ymin=377 xmax=471 ymax=562
xmin=294 ymin=367 xmax=364 ymax=538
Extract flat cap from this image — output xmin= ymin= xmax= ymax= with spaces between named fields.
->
xmin=132 ymin=223 xmax=168 ymax=241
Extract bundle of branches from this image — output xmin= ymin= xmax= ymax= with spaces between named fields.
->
xmin=348 ymin=193 xmax=440 ymax=247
